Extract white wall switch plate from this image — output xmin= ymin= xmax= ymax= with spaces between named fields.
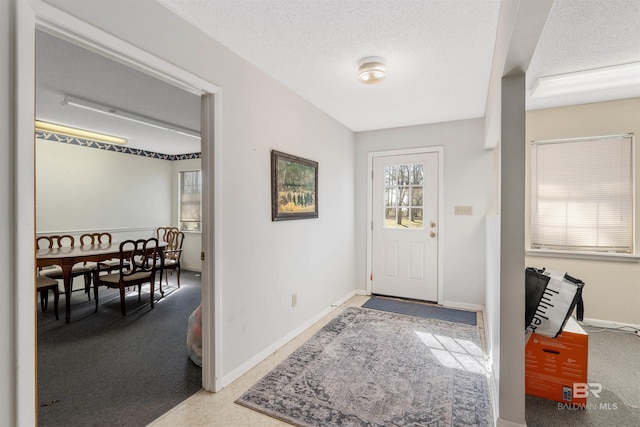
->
xmin=454 ymin=205 xmax=473 ymax=215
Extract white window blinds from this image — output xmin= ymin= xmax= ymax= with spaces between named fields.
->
xmin=530 ymin=134 xmax=634 ymax=253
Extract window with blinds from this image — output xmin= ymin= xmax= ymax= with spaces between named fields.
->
xmin=179 ymin=170 xmax=202 ymax=232
xmin=530 ymin=134 xmax=634 ymax=254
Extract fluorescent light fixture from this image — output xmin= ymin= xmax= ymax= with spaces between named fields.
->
xmin=62 ymin=95 xmax=201 ymax=139
xmin=35 ymin=120 xmax=128 ymax=145
xmin=531 ymin=62 xmax=640 ymax=98
xmin=358 ymin=57 xmax=386 ymax=84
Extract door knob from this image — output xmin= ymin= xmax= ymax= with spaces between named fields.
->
xmin=430 ymin=232 xmax=437 ymax=238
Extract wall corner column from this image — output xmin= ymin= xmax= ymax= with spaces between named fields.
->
xmin=498 ymin=73 xmax=527 ymax=426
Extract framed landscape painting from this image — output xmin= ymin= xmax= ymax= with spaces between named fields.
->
xmin=271 ymin=150 xmax=318 ymax=221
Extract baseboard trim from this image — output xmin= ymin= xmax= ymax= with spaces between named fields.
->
xmin=354 ymin=289 xmax=368 ymax=296
xmin=580 ymin=317 xmax=640 ymax=331
xmin=442 ymin=300 xmax=485 ymax=312
xmin=221 ymin=289 xmax=356 ymax=388
xmin=333 ymin=290 xmax=357 ymax=306
xmin=497 ymin=418 xmax=526 ymax=427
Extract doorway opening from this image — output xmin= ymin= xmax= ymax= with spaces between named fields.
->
xmin=34 ymin=29 xmax=207 ymax=424
xmin=17 ymin=4 xmax=222 ymax=424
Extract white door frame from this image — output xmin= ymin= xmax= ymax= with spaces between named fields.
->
xmin=16 ymin=2 xmax=223 ymax=422
xmin=366 ymin=147 xmax=444 ymax=304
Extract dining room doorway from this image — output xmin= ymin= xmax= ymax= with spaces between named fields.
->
xmin=18 ymin=3 xmax=222 ymax=423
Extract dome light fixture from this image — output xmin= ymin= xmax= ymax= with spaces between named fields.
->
xmin=358 ymin=57 xmax=386 ymax=84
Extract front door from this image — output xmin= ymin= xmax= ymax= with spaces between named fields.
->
xmin=371 ymin=151 xmax=439 ymax=301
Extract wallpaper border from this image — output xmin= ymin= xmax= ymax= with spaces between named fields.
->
xmin=36 ymin=130 xmax=201 ymax=161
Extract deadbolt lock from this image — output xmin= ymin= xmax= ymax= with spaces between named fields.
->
xmin=430 ymin=221 xmax=436 ymax=228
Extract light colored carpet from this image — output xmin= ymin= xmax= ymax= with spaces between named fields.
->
xmin=237 ymin=307 xmax=492 ymax=426
xmin=526 ymin=326 xmax=640 ymax=427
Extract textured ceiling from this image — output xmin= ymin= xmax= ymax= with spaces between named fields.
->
xmin=158 ymin=0 xmax=503 ymax=132
xmin=36 ymin=0 xmax=640 ymax=154
xmin=158 ymin=0 xmax=640 ymax=131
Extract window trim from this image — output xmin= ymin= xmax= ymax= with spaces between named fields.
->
xmin=527 ymin=248 xmax=640 ymax=262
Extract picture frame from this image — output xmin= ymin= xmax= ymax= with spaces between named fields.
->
xmin=271 ymin=150 xmax=318 ymax=221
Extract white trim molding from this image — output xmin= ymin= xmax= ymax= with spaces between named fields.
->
xmin=221 ymin=290 xmax=355 ymax=387
xmin=527 ymin=249 xmax=640 ymax=263
xmin=366 ymin=146 xmax=445 ymax=304
xmin=441 ymin=301 xmax=485 ymax=313
xmin=580 ymin=317 xmax=640 ymax=332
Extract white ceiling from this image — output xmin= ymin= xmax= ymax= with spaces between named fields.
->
xmin=36 ymin=31 xmax=202 ymax=156
xmin=36 ymin=0 xmax=640 ymax=154
xmin=160 ymin=0 xmax=504 ymax=132
xmin=158 ymin=0 xmax=640 ymax=129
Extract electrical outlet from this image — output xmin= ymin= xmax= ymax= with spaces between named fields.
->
xmin=292 ymin=293 xmax=297 ymax=308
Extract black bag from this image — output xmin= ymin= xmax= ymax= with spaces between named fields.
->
xmin=525 ymin=267 xmax=584 ymax=338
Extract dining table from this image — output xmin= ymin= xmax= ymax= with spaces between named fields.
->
xmin=36 ymin=240 xmax=167 ymax=323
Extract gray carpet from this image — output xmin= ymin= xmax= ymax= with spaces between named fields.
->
xmin=37 ymin=270 xmax=202 ymax=426
xmin=363 ymin=296 xmax=477 ymax=325
xmin=526 ymin=325 xmax=640 ymax=427
xmin=237 ymin=307 xmax=492 ymax=426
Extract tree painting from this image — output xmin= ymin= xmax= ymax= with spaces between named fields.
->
xmin=271 ymin=151 xmax=318 ymax=220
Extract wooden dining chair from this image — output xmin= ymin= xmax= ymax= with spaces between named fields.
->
xmin=92 ymin=238 xmax=161 ymax=316
xmin=159 ymin=229 xmax=184 ymax=290
xmin=156 ymin=226 xmax=180 ymax=244
xmin=80 ymin=232 xmax=130 ymax=273
xmin=36 ymin=274 xmax=60 ymax=320
xmin=79 ymin=232 xmax=111 ymax=245
xmin=36 ymin=235 xmax=94 ymax=300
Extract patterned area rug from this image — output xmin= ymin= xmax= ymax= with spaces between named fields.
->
xmin=236 ymin=307 xmax=492 ymax=426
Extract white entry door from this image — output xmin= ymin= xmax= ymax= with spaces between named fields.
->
xmin=371 ymin=152 xmax=439 ymax=301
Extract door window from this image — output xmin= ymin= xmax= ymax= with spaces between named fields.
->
xmin=384 ymin=163 xmax=424 ymax=229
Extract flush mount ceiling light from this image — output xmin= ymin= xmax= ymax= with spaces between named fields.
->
xmin=62 ymin=95 xmax=201 ymax=139
xmin=358 ymin=57 xmax=386 ymax=84
xmin=531 ymin=62 xmax=640 ymax=98
xmin=35 ymin=120 xmax=128 ymax=145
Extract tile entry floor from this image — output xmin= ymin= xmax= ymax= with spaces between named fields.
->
xmin=149 ymin=295 xmax=487 ymax=426
xmin=148 ymin=295 xmax=371 ymax=426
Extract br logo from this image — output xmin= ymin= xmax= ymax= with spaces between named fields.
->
xmin=572 ymin=383 xmax=602 ymax=399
